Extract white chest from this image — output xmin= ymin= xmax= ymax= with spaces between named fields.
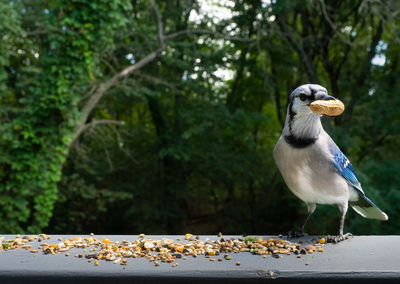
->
xmin=273 ymin=135 xmax=349 ymax=205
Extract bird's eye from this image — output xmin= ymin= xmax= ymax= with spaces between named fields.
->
xmin=299 ymin=93 xmax=307 ymax=101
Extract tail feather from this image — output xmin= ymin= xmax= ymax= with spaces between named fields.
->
xmin=349 ymin=191 xmax=388 ymax=221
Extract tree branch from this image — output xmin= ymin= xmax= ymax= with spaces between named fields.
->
xmin=150 ymin=0 xmax=165 ymax=49
xmin=71 ymin=0 xmax=165 ymax=150
xmin=164 ymin=29 xmax=256 ymax=42
xmin=277 ymin=18 xmax=319 ymax=83
xmin=70 ymin=0 xmax=256 ymax=151
xmin=69 ymin=119 xmax=124 ymax=151
xmin=319 ymin=0 xmax=353 ymax=46
xmin=344 ymin=19 xmax=384 ymax=128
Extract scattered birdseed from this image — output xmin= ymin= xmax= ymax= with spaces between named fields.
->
xmin=0 ymin=233 xmax=326 ymax=268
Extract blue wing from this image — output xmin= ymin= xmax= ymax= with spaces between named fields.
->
xmin=328 ymin=140 xmax=362 ymax=191
xmin=327 ymin=138 xmax=388 ymax=221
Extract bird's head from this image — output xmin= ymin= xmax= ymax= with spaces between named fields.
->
xmin=288 ymin=84 xmax=335 ymax=115
xmin=283 ymin=84 xmax=335 ymax=142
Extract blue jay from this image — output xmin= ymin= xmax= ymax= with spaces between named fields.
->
xmin=273 ymin=84 xmax=388 ymax=242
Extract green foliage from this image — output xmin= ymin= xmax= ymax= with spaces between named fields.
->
xmin=0 ymin=0 xmax=131 ymax=233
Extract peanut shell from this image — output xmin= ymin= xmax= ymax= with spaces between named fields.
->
xmin=310 ymin=99 xmax=345 ymax=116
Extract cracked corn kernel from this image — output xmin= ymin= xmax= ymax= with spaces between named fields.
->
xmin=318 ymin=248 xmax=324 ymax=252
xmin=102 ymin=238 xmax=111 ymax=244
xmin=236 ymin=262 xmax=241 ymax=266
xmin=319 ymin=238 xmax=326 ymax=244
xmin=94 ymin=261 xmax=99 ymax=266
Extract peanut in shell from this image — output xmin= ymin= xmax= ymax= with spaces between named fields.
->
xmin=310 ymin=99 xmax=345 ymax=116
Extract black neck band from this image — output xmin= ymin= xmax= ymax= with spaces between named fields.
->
xmin=284 ymin=134 xmax=317 ymax=148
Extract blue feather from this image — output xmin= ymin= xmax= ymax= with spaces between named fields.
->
xmin=328 ymin=140 xmax=362 ymax=191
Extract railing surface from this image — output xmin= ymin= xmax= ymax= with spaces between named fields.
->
xmin=0 ymin=235 xmax=399 ymax=283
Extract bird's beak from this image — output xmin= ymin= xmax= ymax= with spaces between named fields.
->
xmin=315 ymin=92 xmax=335 ymax=101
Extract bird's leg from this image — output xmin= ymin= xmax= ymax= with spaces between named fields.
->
xmin=289 ymin=203 xmax=316 ymax=238
xmin=327 ymin=202 xmax=352 ymax=243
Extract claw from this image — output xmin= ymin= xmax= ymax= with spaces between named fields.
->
xmin=326 ymin=232 xmax=352 ymax=243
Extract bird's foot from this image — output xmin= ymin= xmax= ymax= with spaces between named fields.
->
xmin=326 ymin=233 xmax=352 ymax=243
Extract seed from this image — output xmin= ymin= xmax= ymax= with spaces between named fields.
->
xmin=65 ymin=253 xmax=70 ymax=256
xmin=305 ymin=261 xmax=309 ymax=266
xmin=318 ymin=248 xmax=324 ymax=252
xmin=319 ymin=238 xmax=326 ymax=244
xmin=139 ymin=234 xmax=145 ymax=238
xmin=94 ymin=261 xmax=99 ymax=266
xmin=102 ymin=238 xmax=111 ymax=244
xmin=69 ymin=237 xmax=82 ymax=242
xmin=236 ymin=262 xmax=241 ymax=266
xmin=218 ymin=258 xmax=222 ymax=261
xmin=30 ymin=249 xmax=39 ymax=253
xmin=209 ymin=258 xmax=215 ymax=262
xmin=297 ymin=255 xmax=301 ymax=259
xmin=154 ymin=261 xmax=160 ymax=266
xmin=304 ymin=245 xmax=315 ymax=251
xmin=58 ymin=237 xmax=62 ymax=241
xmin=308 ymin=250 xmax=314 ymax=254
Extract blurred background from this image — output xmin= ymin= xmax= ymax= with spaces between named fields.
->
xmin=0 ymin=0 xmax=399 ymax=235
